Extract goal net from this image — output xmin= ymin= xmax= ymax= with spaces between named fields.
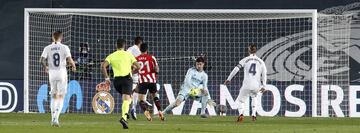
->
xmin=24 ymin=9 xmax=351 ymax=117
xmin=317 ymin=15 xmax=351 ymax=117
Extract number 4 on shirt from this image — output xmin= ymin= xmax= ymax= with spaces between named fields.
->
xmin=249 ymin=63 xmax=256 ymax=75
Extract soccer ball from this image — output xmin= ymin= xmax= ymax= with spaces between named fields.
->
xmin=189 ymin=88 xmax=200 ymax=97
xmin=216 ymin=104 xmax=227 ymax=116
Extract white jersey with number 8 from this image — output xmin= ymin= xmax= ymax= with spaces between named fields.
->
xmin=41 ymin=42 xmax=71 ymax=71
xmin=41 ymin=42 xmax=71 ymax=95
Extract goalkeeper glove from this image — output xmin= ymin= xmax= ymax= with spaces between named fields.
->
xmin=207 ymin=99 xmax=217 ymax=107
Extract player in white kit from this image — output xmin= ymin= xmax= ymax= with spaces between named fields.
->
xmin=40 ymin=31 xmax=76 ymax=127
xmin=224 ymin=44 xmax=267 ymax=122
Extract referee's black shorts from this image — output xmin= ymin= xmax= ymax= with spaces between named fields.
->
xmin=113 ymin=75 xmax=132 ymax=95
xmin=138 ymin=83 xmax=157 ymax=94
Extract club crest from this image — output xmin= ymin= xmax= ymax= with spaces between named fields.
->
xmin=92 ymin=82 xmax=114 ymax=114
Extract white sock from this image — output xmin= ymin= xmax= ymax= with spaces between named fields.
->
xmin=251 ymin=97 xmax=257 ymax=117
xmin=144 ymin=91 xmax=152 ymax=106
xmin=50 ymin=97 xmax=56 ymax=121
xmin=200 ymin=96 xmax=209 ymax=115
xmin=239 ymin=102 xmax=245 ymax=115
xmin=132 ymin=92 xmax=139 ymax=111
xmin=55 ymin=97 xmax=64 ymax=122
xmin=163 ymin=102 xmax=176 ymax=114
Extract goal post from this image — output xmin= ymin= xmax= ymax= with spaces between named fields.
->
xmin=24 ymin=8 xmax=350 ymax=117
xmin=312 ymin=10 xmax=318 ymax=117
xmin=24 ymin=9 xmax=30 ymax=113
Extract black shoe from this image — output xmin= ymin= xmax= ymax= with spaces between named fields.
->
xmin=200 ymin=114 xmax=209 ymax=118
xmin=119 ymin=118 xmax=129 ymax=129
xmin=130 ymin=109 xmax=137 ymax=120
xmin=125 ymin=113 xmax=130 ymax=120
xmin=252 ymin=116 xmax=257 ymax=122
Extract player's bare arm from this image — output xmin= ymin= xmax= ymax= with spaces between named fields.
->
xmin=39 ymin=57 xmax=48 ymax=73
xmin=101 ymin=60 xmax=111 ymax=84
xmin=132 ymin=61 xmax=141 ymax=70
xmin=131 ymin=65 xmax=138 ymax=74
xmin=153 ymin=56 xmax=159 ymax=73
xmin=224 ymin=80 xmax=230 ymax=85
xmin=224 ymin=65 xmax=241 ymax=85
xmin=66 ymin=57 xmax=76 ymax=72
xmin=154 ymin=65 xmax=159 ymax=73
xmin=259 ymin=59 xmax=267 ymax=93
xmin=259 ymin=88 xmax=266 ymax=93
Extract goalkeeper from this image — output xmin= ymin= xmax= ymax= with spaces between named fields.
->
xmin=162 ymin=57 xmax=215 ymax=118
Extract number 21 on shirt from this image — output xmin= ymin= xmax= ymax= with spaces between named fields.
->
xmin=138 ymin=61 xmax=150 ymax=74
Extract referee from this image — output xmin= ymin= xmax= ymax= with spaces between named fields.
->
xmin=101 ymin=39 xmax=140 ymax=129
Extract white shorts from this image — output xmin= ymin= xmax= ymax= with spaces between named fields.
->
xmin=132 ymin=73 xmax=139 ymax=90
xmin=132 ymin=83 xmax=137 ymax=90
xmin=132 ymin=73 xmax=139 ymax=84
xmin=48 ymin=70 xmax=68 ymax=95
xmin=238 ymin=81 xmax=261 ymax=103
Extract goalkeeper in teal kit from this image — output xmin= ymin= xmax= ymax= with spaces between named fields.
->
xmin=162 ymin=57 xmax=215 ymax=118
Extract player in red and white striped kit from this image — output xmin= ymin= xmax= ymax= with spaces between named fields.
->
xmin=136 ymin=43 xmax=164 ymax=121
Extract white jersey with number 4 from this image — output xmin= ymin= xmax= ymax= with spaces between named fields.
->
xmin=238 ymin=54 xmax=267 ymax=90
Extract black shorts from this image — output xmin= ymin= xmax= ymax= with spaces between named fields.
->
xmin=138 ymin=83 xmax=157 ymax=94
xmin=113 ymin=75 xmax=132 ymax=95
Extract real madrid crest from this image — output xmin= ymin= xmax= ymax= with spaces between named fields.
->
xmin=92 ymin=82 xmax=115 ymax=114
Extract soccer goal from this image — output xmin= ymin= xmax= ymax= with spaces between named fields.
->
xmin=24 ymin=9 xmax=352 ymax=117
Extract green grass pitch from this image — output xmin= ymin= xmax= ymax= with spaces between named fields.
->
xmin=0 ymin=113 xmax=359 ymax=133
